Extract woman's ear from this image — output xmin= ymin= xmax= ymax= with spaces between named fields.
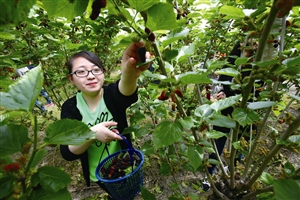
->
xmin=68 ymin=74 xmax=74 ymax=83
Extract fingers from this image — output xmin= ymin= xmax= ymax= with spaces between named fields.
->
xmin=101 ymin=121 xmax=118 ymax=127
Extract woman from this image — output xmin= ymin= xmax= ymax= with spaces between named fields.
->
xmin=60 ymin=42 xmax=150 ymax=199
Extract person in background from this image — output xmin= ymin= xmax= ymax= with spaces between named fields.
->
xmin=16 ymin=61 xmax=54 ymax=112
xmin=202 ymin=42 xmax=261 ymax=191
xmin=59 ymin=42 xmax=150 ymax=200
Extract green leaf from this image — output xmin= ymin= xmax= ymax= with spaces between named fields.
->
xmin=216 ymin=68 xmax=239 ymax=77
xmin=205 ymin=114 xmax=236 ymax=128
xmin=0 ymin=175 xmax=16 ymax=199
xmin=162 ymin=28 xmax=190 ymax=47
xmin=42 ymin=0 xmax=89 ymax=21
xmin=289 ymin=94 xmax=300 ymax=102
xmin=29 ymin=187 xmax=72 ymax=200
xmin=273 ymin=179 xmax=300 ymax=200
xmin=153 ymin=121 xmax=183 ymax=149
xmin=259 ymin=172 xmax=274 ymax=186
xmin=30 ymin=149 xmax=47 ymax=169
xmin=177 ymin=44 xmax=195 ymax=62
xmin=0 ymin=124 xmax=30 ymax=157
xmin=247 ymin=101 xmax=276 ymax=110
xmin=0 ymin=32 xmax=16 ymax=40
xmin=141 ymin=141 xmax=155 ymax=155
xmin=159 ymin=162 xmax=171 ymax=175
xmin=232 ymin=141 xmax=242 ymax=150
xmin=208 ymin=159 xmax=220 ymax=165
xmin=146 ymin=3 xmax=179 ymax=31
xmin=288 ymin=135 xmax=300 ymax=145
xmin=176 ymin=72 xmax=212 ymax=84
xmin=32 ymin=166 xmax=71 ymax=192
xmin=0 ymin=66 xmax=43 ymax=111
xmin=162 ymin=50 xmax=179 ymax=61
xmin=210 ymin=95 xmax=241 ymax=112
xmin=0 ymin=0 xmax=35 ymax=26
xmin=207 ymin=60 xmax=229 ymax=70
xmin=219 ymin=5 xmax=245 ymax=19
xmin=284 ymin=162 xmax=296 ymax=177
xmin=187 ymin=146 xmax=203 ymax=171
xmin=284 ymin=56 xmax=300 ymax=67
xmin=195 ymin=104 xmax=215 ymax=118
xmin=141 ymin=185 xmax=156 ymax=200
xmin=127 ymin=0 xmax=157 ymax=12
xmin=177 ymin=116 xmax=195 ymax=130
xmin=235 ymin=57 xmax=249 ymax=66
xmin=232 ymin=108 xmax=260 ymax=127
xmin=206 ymin=130 xmax=227 ymax=139
xmin=44 ymin=119 xmax=96 ymax=145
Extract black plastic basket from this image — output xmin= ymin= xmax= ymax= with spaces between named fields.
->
xmin=95 ymin=134 xmax=144 ymax=200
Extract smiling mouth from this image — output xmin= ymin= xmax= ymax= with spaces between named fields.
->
xmin=87 ymin=82 xmax=98 ymax=86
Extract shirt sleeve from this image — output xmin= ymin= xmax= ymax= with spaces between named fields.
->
xmin=60 ymin=96 xmax=83 ymax=161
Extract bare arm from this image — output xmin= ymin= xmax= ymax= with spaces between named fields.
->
xmin=68 ymin=121 xmax=123 ymax=155
xmin=119 ymin=42 xmax=150 ymax=96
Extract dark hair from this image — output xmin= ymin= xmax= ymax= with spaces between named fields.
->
xmin=66 ymin=50 xmax=106 ymax=74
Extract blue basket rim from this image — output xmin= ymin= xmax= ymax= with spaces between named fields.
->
xmin=95 ymin=149 xmax=144 ymax=183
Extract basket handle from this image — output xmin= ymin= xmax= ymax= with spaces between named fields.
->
xmin=118 ymin=133 xmax=134 ymax=171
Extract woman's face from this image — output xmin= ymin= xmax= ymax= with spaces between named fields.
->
xmin=68 ymin=57 xmax=104 ymax=95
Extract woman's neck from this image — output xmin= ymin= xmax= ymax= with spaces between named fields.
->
xmin=82 ymin=88 xmax=103 ymax=112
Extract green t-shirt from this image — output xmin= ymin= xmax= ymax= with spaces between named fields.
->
xmin=76 ymin=92 xmax=121 ymax=182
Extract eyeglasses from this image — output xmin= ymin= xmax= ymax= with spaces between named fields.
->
xmin=70 ymin=68 xmax=104 ymax=77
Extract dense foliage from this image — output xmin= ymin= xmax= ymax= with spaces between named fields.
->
xmin=0 ymin=0 xmax=299 ymax=199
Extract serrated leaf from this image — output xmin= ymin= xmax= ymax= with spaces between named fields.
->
xmin=34 ymin=166 xmax=71 ymax=192
xmin=210 ymin=95 xmax=241 ymax=112
xmin=176 ymin=72 xmax=212 ymax=84
xmin=247 ymin=101 xmax=276 ymax=110
xmin=206 ymin=130 xmax=227 ymax=139
xmin=205 ymin=114 xmax=236 ymax=128
xmin=146 ymin=3 xmax=179 ymax=31
xmin=195 ymin=104 xmax=215 ymax=118
xmin=273 ymin=179 xmax=300 ymax=200
xmin=220 ymin=5 xmax=245 ymax=19
xmin=163 ymin=50 xmax=178 ymax=61
xmin=127 ymin=0 xmax=157 ymax=12
xmin=0 ymin=66 xmax=43 ymax=111
xmin=187 ymin=146 xmax=203 ymax=171
xmin=42 ymin=0 xmax=89 ymax=21
xmin=162 ymin=28 xmax=190 ymax=47
xmin=259 ymin=172 xmax=274 ymax=186
xmin=177 ymin=116 xmax=195 ymax=130
xmin=177 ymin=44 xmax=195 ymax=62
xmin=232 ymin=108 xmax=260 ymax=127
xmin=153 ymin=121 xmax=183 ymax=149
xmin=0 ymin=125 xmax=30 ymax=157
xmin=44 ymin=119 xmax=96 ymax=145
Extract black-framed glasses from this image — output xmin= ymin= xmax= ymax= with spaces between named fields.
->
xmin=70 ymin=68 xmax=104 ymax=77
